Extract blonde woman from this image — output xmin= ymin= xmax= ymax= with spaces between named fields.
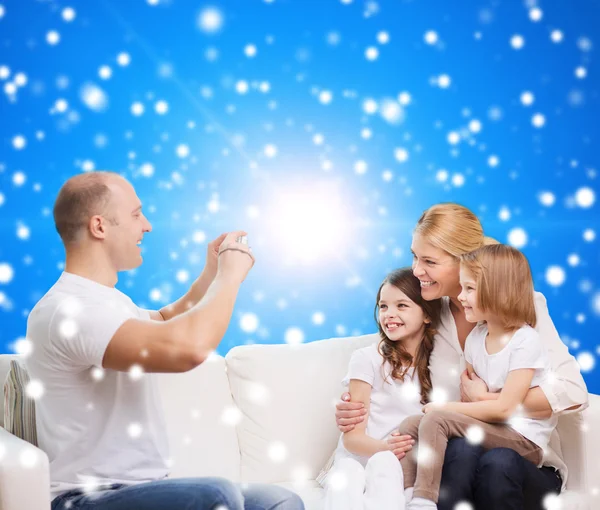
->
xmin=335 ymin=203 xmax=588 ymax=510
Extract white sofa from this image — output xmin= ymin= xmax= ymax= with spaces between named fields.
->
xmin=1 ymin=333 xmax=599 ymax=510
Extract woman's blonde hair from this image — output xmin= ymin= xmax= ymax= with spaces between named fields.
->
xmin=415 ymin=203 xmax=498 ymax=258
xmin=460 ymin=245 xmax=537 ymax=329
xmin=374 ymin=268 xmax=442 ymax=405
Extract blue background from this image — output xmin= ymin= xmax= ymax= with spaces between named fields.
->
xmin=1 ymin=0 xmax=598 ymax=393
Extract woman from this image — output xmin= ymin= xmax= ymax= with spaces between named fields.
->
xmin=335 ymin=203 xmax=588 ymax=510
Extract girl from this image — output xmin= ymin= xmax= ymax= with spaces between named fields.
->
xmin=397 ymin=244 xmax=558 ymax=510
xmin=324 ymin=268 xmax=441 ymax=510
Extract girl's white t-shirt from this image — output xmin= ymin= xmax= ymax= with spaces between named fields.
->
xmin=333 ymin=343 xmax=424 ymax=466
xmin=464 ymin=323 xmax=558 ymax=450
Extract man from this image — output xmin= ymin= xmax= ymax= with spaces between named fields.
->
xmin=25 ymin=171 xmax=304 ymax=510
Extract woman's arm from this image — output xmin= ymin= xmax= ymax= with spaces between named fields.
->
xmin=534 ymin=292 xmax=589 ymax=414
xmin=431 ymin=369 xmax=535 ymax=422
xmin=335 ymin=393 xmax=367 ymax=432
xmin=342 ymin=380 xmax=390 ymax=457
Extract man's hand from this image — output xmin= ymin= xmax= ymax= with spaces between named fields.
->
xmin=386 ymin=433 xmax=415 ymax=460
xmin=204 ymin=233 xmax=228 ymax=278
xmin=216 ymin=231 xmax=255 ymax=284
xmin=460 ymin=369 xmax=489 ymax=402
xmin=335 ymin=392 xmax=367 ymax=432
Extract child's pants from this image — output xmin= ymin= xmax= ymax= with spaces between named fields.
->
xmin=324 ymin=450 xmax=406 ymax=510
xmin=398 ymin=409 xmax=543 ymax=503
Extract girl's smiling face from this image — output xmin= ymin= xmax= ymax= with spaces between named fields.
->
xmin=457 ymin=267 xmax=484 ymax=322
xmin=378 ymin=283 xmax=430 ymax=341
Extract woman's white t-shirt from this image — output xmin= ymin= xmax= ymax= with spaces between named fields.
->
xmin=464 ymin=323 xmax=558 ymax=450
xmin=333 ymin=343 xmax=424 ymax=466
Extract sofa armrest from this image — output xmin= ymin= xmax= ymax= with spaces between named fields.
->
xmin=0 ymin=426 xmax=50 ymax=510
xmin=583 ymin=393 xmax=600 ymax=498
xmin=558 ymin=490 xmax=592 ymax=509
xmin=556 ymin=393 xmax=600 ymax=493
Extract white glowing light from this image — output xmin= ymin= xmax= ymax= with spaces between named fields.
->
xmin=429 ymin=387 xmax=449 ymax=404
xmin=263 ymin=184 xmax=352 ymax=264
xmin=245 ymin=382 xmax=270 ymax=405
xmin=268 ymin=441 xmax=287 ymax=462
xmin=510 ymin=34 xmax=525 ymax=49
xmin=466 ymin=425 xmax=485 ymax=445
xmin=424 ymin=30 xmax=438 ymax=45
xmin=80 ymin=83 xmax=108 ymax=112
xmin=221 ymin=405 xmax=243 ymax=426
xmin=129 ymin=364 xmax=144 ymax=381
xmin=240 ymin=313 xmax=259 ymax=333
xmin=20 ymin=448 xmax=40 ymax=468
xmin=545 ymin=266 xmax=566 ymax=287
xmin=13 ymin=337 xmax=33 ymax=357
xmin=508 ymin=227 xmax=528 ymax=249
xmin=26 ymin=379 xmax=45 ymax=400
xmin=197 ymin=7 xmax=223 ymax=34
xmin=128 ymin=423 xmax=143 ymax=438
xmin=285 ymin=327 xmax=304 ymax=345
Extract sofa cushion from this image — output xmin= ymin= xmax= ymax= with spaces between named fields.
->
xmin=156 ymin=354 xmax=241 ymax=481
xmin=3 ymin=359 xmax=38 ymax=446
xmin=0 ymin=354 xmax=19 ymax=428
xmin=226 ymin=333 xmax=379 ymax=483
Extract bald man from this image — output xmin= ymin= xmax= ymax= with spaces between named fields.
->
xmin=24 ymin=172 xmax=304 ymax=510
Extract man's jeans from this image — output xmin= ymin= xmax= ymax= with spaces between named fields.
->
xmin=438 ymin=438 xmax=563 ymax=510
xmin=51 ymin=477 xmax=305 ymax=510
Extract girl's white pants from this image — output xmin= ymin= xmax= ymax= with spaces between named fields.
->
xmin=324 ymin=450 xmax=406 ymax=510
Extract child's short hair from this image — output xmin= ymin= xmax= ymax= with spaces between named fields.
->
xmin=460 ymin=244 xmax=536 ymax=329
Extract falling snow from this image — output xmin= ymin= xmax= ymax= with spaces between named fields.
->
xmin=0 ymin=0 xmax=597 ymax=399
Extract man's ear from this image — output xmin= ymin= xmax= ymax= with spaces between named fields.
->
xmin=89 ymin=215 xmax=107 ymax=240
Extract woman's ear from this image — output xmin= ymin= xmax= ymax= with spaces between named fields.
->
xmin=424 ymin=316 xmax=431 ymax=325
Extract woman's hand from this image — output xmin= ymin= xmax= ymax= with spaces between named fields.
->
xmin=386 ymin=433 xmax=415 ymax=460
xmin=460 ymin=369 xmax=489 ymax=402
xmin=335 ymin=392 xmax=367 ymax=432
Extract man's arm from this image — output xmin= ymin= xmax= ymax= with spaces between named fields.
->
xmin=103 ymin=231 xmax=253 ymax=373
xmin=149 ymin=234 xmax=227 ymax=322
xmin=148 ymin=270 xmax=215 ymax=322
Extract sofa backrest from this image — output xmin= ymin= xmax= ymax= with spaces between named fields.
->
xmin=225 ymin=333 xmax=379 ymax=483
xmin=156 ymin=354 xmax=241 ymax=481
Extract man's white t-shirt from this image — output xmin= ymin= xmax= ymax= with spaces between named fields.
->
xmin=464 ymin=323 xmax=558 ymax=451
xmin=333 ymin=343 xmax=423 ymax=466
xmin=24 ymin=272 xmax=170 ymax=500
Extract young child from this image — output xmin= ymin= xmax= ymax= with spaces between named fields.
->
xmin=397 ymin=244 xmax=558 ymax=510
xmin=323 ymin=268 xmax=441 ymax=510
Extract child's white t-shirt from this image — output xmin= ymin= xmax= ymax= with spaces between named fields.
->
xmin=464 ymin=323 xmax=558 ymax=450
xmin=333 ymin=343 xmax=424 ymax=466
